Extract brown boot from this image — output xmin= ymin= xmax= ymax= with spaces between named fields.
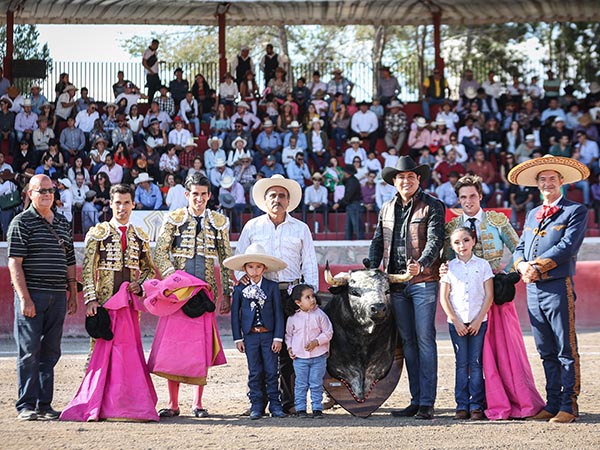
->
xmin=526 ymin=409 xmax=555 ymax=421
xmin=549 ymin=411 xmax=576 ymax=423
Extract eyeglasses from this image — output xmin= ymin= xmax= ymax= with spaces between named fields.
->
xmin=34 ymin=188 xmax=55 ymax=195
xmin=297 ymin=158 xmax=304 ymax=161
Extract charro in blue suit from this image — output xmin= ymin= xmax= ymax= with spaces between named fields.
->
xmin=231 ymin=277 xmax=284 ymax=415
xmin=513 ymin=196 xmax=587 ymax=416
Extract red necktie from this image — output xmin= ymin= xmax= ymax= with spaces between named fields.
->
xmin=119 ymin=226 xmax=128 ymax=251
xmin=535 ymin=205 xmax=559 ymax=222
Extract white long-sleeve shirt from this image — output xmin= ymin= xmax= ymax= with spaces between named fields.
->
xmin=351 ymin=110 xmax=379 ymax=134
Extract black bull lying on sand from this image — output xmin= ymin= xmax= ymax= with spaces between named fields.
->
xmin=322 ymin=263 xmax=412 ymax=417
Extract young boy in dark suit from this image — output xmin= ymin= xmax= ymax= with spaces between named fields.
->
xmin=225 ymin=243 xmax=287 ymax=420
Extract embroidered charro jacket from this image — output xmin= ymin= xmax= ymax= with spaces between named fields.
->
xmin=154 ymin=207 xmax=233 ymax=298
xmin=82 ymin=222 xmax=155 ymax=305
xmin=513 ymin=197 xmax=588 ymax=281
xmin=445 ymin=210 xmax=520 ymax=273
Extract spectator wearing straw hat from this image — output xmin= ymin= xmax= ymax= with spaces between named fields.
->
xmin=327 ymin=68 xmax=354 ymax=104
xmin=219 ymin=175 xmax=246 ymax=233
xmin=55 ymin=84 xmax=78 ymax=129
xmin=134 ymin=172 xmax=163 ymax=210
xmin=255 ymin=120 xmax=282 ymax=168
xmin=303 ymin=172 xmax=329 ymax=231
xmin=384 ymin=100 xmax=408 ymax=153
xmin=14 ymin=99 xmax=38 ymax=144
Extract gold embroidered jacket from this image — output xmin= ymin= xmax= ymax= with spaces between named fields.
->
xmin=82 ymin=222 xmax=155 ymax=305
xmin=154 ymin=207 xmax=233 ymax=298
xmin=445 ymin=210 xmax=520 ymax=273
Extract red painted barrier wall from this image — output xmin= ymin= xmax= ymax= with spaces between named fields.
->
xmin=1 ymin=262 xmax=599 ymax=337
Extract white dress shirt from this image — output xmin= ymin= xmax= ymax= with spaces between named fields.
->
xmin=351 ymin=110 xmax=379 ymax=134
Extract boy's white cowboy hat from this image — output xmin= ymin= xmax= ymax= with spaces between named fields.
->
xmin=223 ymin=243 xmax=287 ymax=273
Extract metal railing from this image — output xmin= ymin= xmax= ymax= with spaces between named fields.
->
xmin=20 ymin=59 xmax=546 ymax=104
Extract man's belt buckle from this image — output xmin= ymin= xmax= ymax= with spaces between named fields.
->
xmin=251 ymin=326 xmax=269 ymax=333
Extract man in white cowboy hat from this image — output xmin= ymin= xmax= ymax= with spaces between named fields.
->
xmin=236 ymin=174 xmax=318 ymax=413
xmin=134 ymin=172 xmax=163 ymax=210
xmin=344 ymin=136 xmax=367 ymax=166
xmin=255 ymin=120 xmax=282 ymax=169
xmin=368 ymin=155 xmax=445 ymax=420
xmin=209 ymin=157 xmax=233 ymax=200
xmin=407 ymin=116 xmax=431 ymax=159
xmin=168 ymin=115 xmax=192 ymax=150
xmin=351 ymin=100 xmax=379 ymax=152
xmin=55 ymin=84 xmax=78 ymax=125
xmin=204 ymin=136 xmax=226 ymax=173
xmin=14 ymin=98 xmax=38 ymax=144
xmin=230 ymin=101 xmax=261 ymax=132
xmin=283 ymin=120 xmax=307 ymax=153
xmin=179 ymin=136 xmax=200 ymax=177
xmin=154 ymin=172 xmax=233 ymax=417
xmin=509 ymin=155 xmax=590 ymax=423
xmin=233 ymin=151 xmax=257 ymax=193
xmin=384 ymin=99 xmax=408 ymax=152
xmin=224 ymin=118 xmax=254 ymax=153
xmin=306 ymin=117 xmax=329 ymax=171
xmin=327 ymin=68 xmax=354 ymax=104
xmin=56 ymin=178 xmax=73 ymax=222
xmin=218 ymin=174 xmax=245 ymax=233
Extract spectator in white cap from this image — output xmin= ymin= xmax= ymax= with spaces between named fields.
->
xmin=209 ymin=156 xmax=234 ymax=200
xmin=134 ymin=172 xmax=163 ymax=210
xmin=515 ymin=134 xmax=538 ymax=164
xmin=283 ymin=120 xmax=307 ymax=153
xmin=255 ymin=120 xmax=282 ymax=169
xmin=14 ymin=98 xmax=38 ymax=144
xmin=55 ymin=84 xmax=78 ymax=130
xmin=227 ymin=136 xmax=248 ymax=167
xmin=56 ymin=178 xmax=74 ymax=222
xmin=204 ymin=136 xmax=226 ymax=173
xmin=28 ymin=83 xmax=48 ymax=115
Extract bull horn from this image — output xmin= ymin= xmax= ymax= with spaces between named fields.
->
xmin=324 ymin=261 xmax=349 ymax=286
xmin=389 ymin=272 xmax=413 ymax=284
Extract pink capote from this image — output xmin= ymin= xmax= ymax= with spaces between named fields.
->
xmin=60 ymin=283 xmax=159 ymax=422
xmin=144 ymin=271 xmax=226 ymax=385
xmin=483 ymin=302 xmax=545 ymax=420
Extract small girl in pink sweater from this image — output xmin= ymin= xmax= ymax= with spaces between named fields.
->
xmin=285 ymin=284 xmax=333 ymax=418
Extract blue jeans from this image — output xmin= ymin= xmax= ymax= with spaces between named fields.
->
xmin=526 ymin=277 xmax=580 ymax=415
xmin=449 ymin=321 xmax=487 ymax=411
xmin=391 ymin=282 xmax=439 ymax=406
xmin=332 ymin=127 xmax=348 ymax=151
xmin=572 ymin=181 xmax=590 ymax=205
xmin=14 ymin=290 xmax=66 ymax=412
xmin=345 ymin=202 xmax=364 ymax=240
xmin=421 ymin=97 xmax=447 ymax=121
xmin=244 ymin=331 xmax=283 ymax=414
xmin=293 ymin=354 xmax=327 ymax=412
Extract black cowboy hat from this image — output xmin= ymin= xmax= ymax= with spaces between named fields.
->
xmin=342 ymin=165 xmax=357 ymax=176
xmin=85 ymin=307 xmax=113 ymax=341
xmin=381 ymin=156 xmax=430 ymax=186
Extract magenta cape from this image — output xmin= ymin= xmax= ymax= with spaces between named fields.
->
xmin=483 ymin=302 xmax=545 ymax=420
xmin=144 ymin=271 xmax=227 ymax=385
xmin=60 ymin=283 xmax=159 ymax=422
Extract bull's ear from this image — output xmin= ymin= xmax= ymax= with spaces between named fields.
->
xmin=362 ymin=258 xmax=371 ymax=269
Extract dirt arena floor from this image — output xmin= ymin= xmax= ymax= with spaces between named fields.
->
xmin=1 ymin=331 xmax=599 ymax=450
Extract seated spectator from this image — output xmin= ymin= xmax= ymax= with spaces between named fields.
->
xmin=179 ymin=91 xmax=200 ymax=136
xmin=116 ymin=82 xmax=145 ymax=114
xmin=375 ymin=172 xmax=396 ymax=210
xmin=29 ymin=84 xmax=48 ymax=115
xmin=304 ymin=101 xmax=322 ymax=129
xmin=179 ymin=137 xmax=200 ymax=177
xmin=303 ymin=172 xmax=329 ymax=231
xmin=170 ymin=68 xmax=189 ymax=106
xmin=81 ymin=190 xmax=99 ymax=235
xmin=204 ymin=136 xmax=227 ymax=173
xmin=75 ymin=87 xmax=94 ymax=113
xmin=344 ymin=137 xmax=367 ymax=166
xmin=504 ymin=120 xmax=524 ymax=155
xmin=89 ymin=117 xmax=110 ymax=150
xmin=408 ymin=117 xmax=431 ymax=159
xmin=187 ymin=156 xmax=206 ymax=179
xmin=432 ymin=148 xmax=466 ymax=186
xmin=13 ymin=140 xmax=37 ymax=174
xmin=227 ymin=136 xmax=248 ymax=167
xmin=575 ymin=130 xmax=599 ymax=168
xmin=435 ymin=170 xmax=460 ymax=208
xmin=573 ymin=113 xmax=599 ymax=143
xmin=267 ymin=67 xmax=290 ymax=103
xmin=466 ymin=149 xmax=496 ymax=195
xmin=259 ymin=155 xmax=284 ymax=178
xmin=306 ymin=117 xmax=329 ymax=172
xmin=55 ymin=178 xmax=73 ymax=222
xmin=111 ymin=114 xmax=134 ymax=150
xmin=514 ymin=134 xmax=537 ymax=163
xmin=60 ymin=116 xmax=86 ymax=162
xmin=283 ymin=120 xmax=307 ymax=154
xmin=230 ymin=101 xmax=261 ymax=132
xmin=219 ymin=72 xmax=239 ymax=106
xmin=165 ymin=174 xmax=187 ymax=211
xmin=430 ymin=119 xmax=452 ymax=152
xmin=70 ymin=172 xmax=89 ymax=210
xmin=168 ymin=116 xmax=192 ymax=150
xmin=287 ymin=152 xmax=311 ymax=189
xmin=0 ymin=97 xmax=15 ymax=155
xmin=422 ymin=67 xmax=450 ymax=120
xmin=218 ymin=175 xmax=246 ymax=232
xmin=332 ymin=165 xmax=363 ymax=240
xmin=32 ymin=115 xmax=55 ymax=156
xmin=143 ymin=101 xmax=172 ymax=131
xmin=384 ymin=100 xmax=408 ymax=153
xmin=210 ymin=103 xmax=231 ymax=141
xmin=364 ymin=150 xmax=382 ymax=176
xmin=481 ymin=116 xmax=503 ymax=157
xmin=549 ymin=134 xmax=572 ymax=157
xmin=330 ymin=103 xmax=350 ymax=153
xmin=570 ymin=147 xmax=591 ymax=206
xmin=381 ymin=146 xmax=399 ymax=168
xmin=127 ymin=103 xmax=145 ymax=146
xmin=159 ymin=144 xmax=180 ymax=179
xmin=457 ymin=116 xmax=482 ymax=158
xmin=540 ymin=98 xmax=566 ymax=123
xmin=308 ymin=70 xmax=327 ymax=100
xmin=144 ymin=118 xmax=167 ymax=153
xmin=134 ymin=172 xmax=163 ymax=210
xmin=89 ymin=137 xmax=110 ymax=175
xmin=361 ymin=170 xmax=378 ymax=213
xmin=233 ymin=152 xmax=257 ymax=193
xmin=418 ymin=147 xmax=436 ymax=179
xmin=93 ymin=172 xmax=111 ymax=219
xmin=239 ymin=70 xmax=260 ymax=116
xmin=352 ymin=156 xmax=368 ymax=185
xmin=66 ymin=156 xmax=90 ymax=188
xmin=35 ymin=153 xmax=56 ymax=178
xmin=102 ymin=102 xmax=119 ymax=136
xmin=75 ymin=102 xmax=99 ymax=144
xmin=443 ymin=133 xmax=468 ymax=164
xmin=508 ymin=184 xmax=537 ymax=230
xmin=281 ymin=135 xmax=300 ymax=168
xmin=113 ymin=141 xmax=133 ymax=170
xmin=224 ymin=117 xmax=253 ymax=152
xmin=42 ymin=139 xmax=65 ymax=178
xmin=209 ymin=157 xmax=234 ymax=200
xmin=499 ymin=153 xmax=518 ymax=196
xmin=565 ymin=102 xmax=582 ymax=131
xmin=327 ymin=68 xmax=354 ymax=104
xmin=97 ymin=152 xmax=124 ymax=185
xmin=548 ymin=116 xmax=570 ymax=147
xmin=465 ymin=100 xmax=486 ymax=130
xmin=14 ymin=99 xmax=37 ymax=144
xmin=370 ymin=97 xmax=384 ymax=122
xmin=323 ymin=156 xmax=345 ymax=201
xmin=292 ymin=77 xmax=310 ymax=117
xmin=435 ymin=100 xmax=459 ymax=133
xmin=254 ymin=120 xmax=282 ymax=168
xmin=154 ymin=85 xmax=175 ymax=117
xmin=351 ymin=101 xmax=379 ymax=151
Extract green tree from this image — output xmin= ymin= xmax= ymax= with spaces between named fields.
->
xmin=0 ymin=24 xmax=51 ymax=62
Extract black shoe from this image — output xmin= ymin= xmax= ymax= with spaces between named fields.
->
xmin=296 ymin=410 xmax=309 ymax=418
xmin=415 ymin=405 xmax=434 ymax=420
xmin=391 ymin=404 xmax=419 ymax=417
xmin=312 ymin=410 xmax=324 ymax=419
xmin=37 ymin=408 xmax=60 ymax=420
xmin=193 ymin=408 xmax=209 ymax=418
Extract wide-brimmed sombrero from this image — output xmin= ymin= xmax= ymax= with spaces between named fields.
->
xmin=507 ymin=155 xmax=590 ymax=187
xmin=382 ymin=155 xmax=430 ymax=186
xmin=252 ymin=174 xmax=302 ymax=212
xmin=223 ymin=243 xmax=287 ymax=273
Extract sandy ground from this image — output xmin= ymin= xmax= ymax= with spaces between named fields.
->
xmin=1 ymin=332 xmax=599 ymax=450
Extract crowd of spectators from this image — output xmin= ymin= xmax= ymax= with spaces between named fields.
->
xmin=0 ymin=43 xmax=599 ymax=240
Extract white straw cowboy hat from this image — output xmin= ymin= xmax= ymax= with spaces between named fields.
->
xmin=252 ymin=174 xmax=302 ymax=213
xmin=231 ymin=136 xmax=247 ymax=149
xmin=507 ymin=155 xmax=590 ymax=187
xmin=223 ymin=243 xmax=287 ymax=273
xmin=207 ymin=136 xmax=223 ymax=147
xmin=220 ymin=175 xmax=235 ymax=189
xmin=134 ymin=173 xmax=154 ymax=185
xmin=414 ymin=117 xmax=428 ymax=128
xmin=287 ymin=120 xmax=301 ymax=129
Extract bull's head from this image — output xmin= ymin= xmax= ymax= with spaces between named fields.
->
xmin=324 ymin=262 xmax=412 ymax=333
